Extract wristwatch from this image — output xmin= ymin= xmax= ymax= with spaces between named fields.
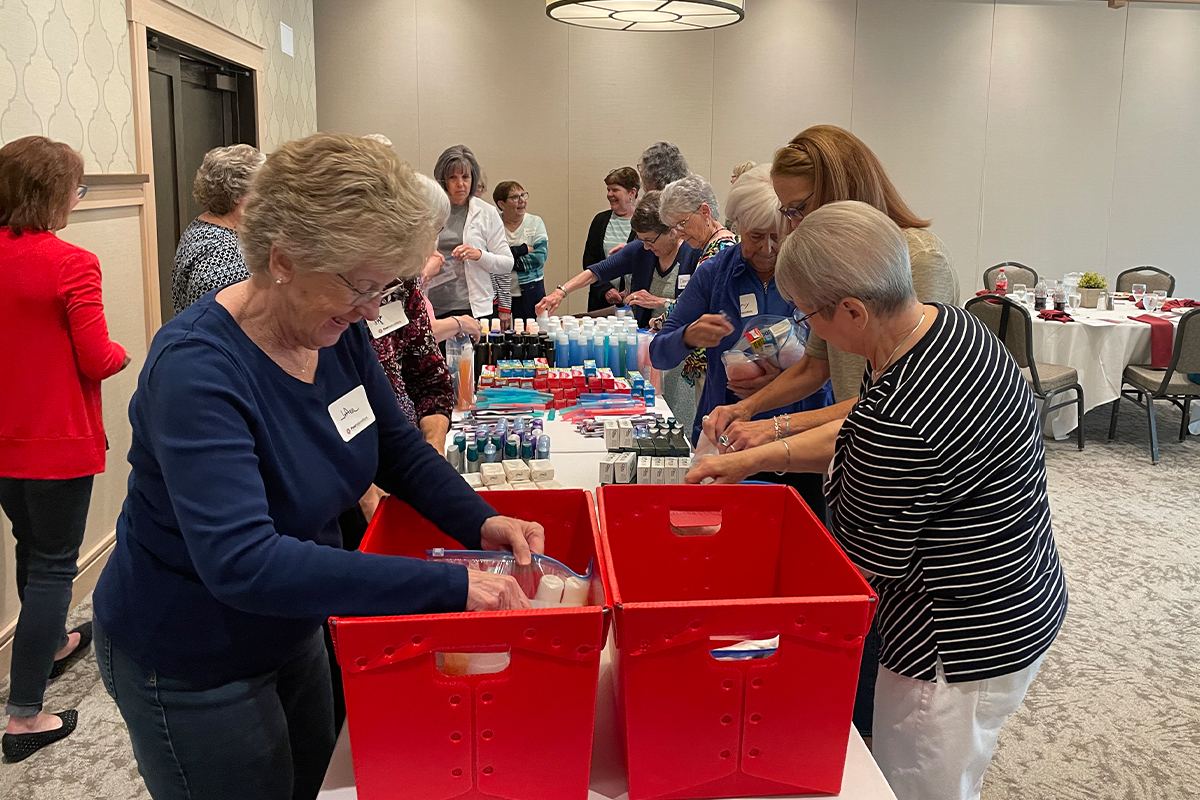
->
xmin=556 ymin=285 xmax=568 ymax=295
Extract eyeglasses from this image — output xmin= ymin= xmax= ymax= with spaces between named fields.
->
xmin=639 ymin=232 xmax=662 ymax=246
xmin=334 ymin=273 xmax=404 ymax=305
xmin=779 ymin=192 xmax=814 ymax=222
xmin=506 ymin=192 xmax=529 ymax=202
xmin=670 ymin=210 xmax=698 ymax=233
xmin=792 ymin=305 xmax=827 ymax=326
xmin=76 ymin=185 xmax=89 ymax=199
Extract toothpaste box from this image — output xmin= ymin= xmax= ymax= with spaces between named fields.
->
xmin=637 ymin=456 xmax=652 ymax=484
xmin=614 ymin=452 xmax=637 ymax=484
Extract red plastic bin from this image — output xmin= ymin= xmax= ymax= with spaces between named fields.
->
xmin=597 ymin=484 xmax=876 ymax=800
xmin=331 ymin=489 xmax=610 ymax=800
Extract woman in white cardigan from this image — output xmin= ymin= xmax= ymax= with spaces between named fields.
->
xmin=424 ymin=145 xmax=514 ymax=324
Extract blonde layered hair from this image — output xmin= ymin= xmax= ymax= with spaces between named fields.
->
xmin=240 ymin=133 xmax=435 ymax=279
xmin=771 ymin=125 xmax=929 ymax=230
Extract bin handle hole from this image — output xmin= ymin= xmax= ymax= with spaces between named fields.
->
xmin=435 ymin=650 xmax=511 ymax=676
xmin=668 ymin=509 xmax=723 ymax=536
xmin=708 ymin=634 xmax=780 ymax=662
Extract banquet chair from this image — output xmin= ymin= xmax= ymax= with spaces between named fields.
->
xmin=1115 ymin=266 xmax=1175 ymax=297
xmin=1108 ymin=307 xmax=1200 ymax=465
xmin=966 ymin=296 xmax=1085 ymax=450
xmin=983 ymin=262 xmax=1038 ymax=292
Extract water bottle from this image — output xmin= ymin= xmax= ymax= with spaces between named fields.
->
xmin=995 ymin=268 xmax=1008 ymax=295
xmin=1034 ymin=279 xmax=1048 ymax=310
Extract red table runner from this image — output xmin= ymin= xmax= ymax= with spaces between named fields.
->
xmin=1128 ymin=314 xmax=1174 ymax=368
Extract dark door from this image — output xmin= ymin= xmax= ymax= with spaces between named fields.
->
xmin=147 ymin=32 xmax=257 ymax=322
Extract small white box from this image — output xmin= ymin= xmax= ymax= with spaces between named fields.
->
xmin=637 ymin=456 xmax=651 ymax=484
xmin=599 ymin=453 xmax=617 ymax=485
xmin=535 ymin=479 xmax=563 ymax=489
xmin=462 ymin=472 xmax=483 ymax=488
xmin=473 ymin=485 xmax=489 ymax=492
xmin=488 ymin=482 xmax=512 ymax=491
xmin=528 ymin=459 xmax=555 ymax=482
xmin=604 ymin=420 xmax=621 ymax=451
xmin=651 ymin=457 xmax=666 ymax=485
xmin=664 ymin=457 xmax=679 ymax=485
xmin=615 ymin=452 xmax=637 ymax=484
xmin=618 ymin=419 xmax=634 ymax=450
xmin=509 ymin=481 xmax=538 ymax=491
xmin=502 ymin=459 xmax=530 ymax=483
xmin=479 ymin=463 xmax=507 ymax=486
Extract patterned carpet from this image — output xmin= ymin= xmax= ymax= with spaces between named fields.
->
xmin=1 ymin=404 xmax=1197 ymax=799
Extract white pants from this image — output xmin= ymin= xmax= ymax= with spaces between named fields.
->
xmin=872 ymin=654 xmax=1045 ymax=800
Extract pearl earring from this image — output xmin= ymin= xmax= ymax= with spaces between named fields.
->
xmin=276 ymin=278 xmax=282 ymax=284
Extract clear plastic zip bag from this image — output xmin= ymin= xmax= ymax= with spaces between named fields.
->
xmin=720 ymin=314 xmax=808 ymax=381
xmin=427 ymin=549 xmax=593 ymax=608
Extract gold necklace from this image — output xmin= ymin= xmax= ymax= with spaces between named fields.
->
xmin=282 ymin=349 xmax=315 ymax=378
xmin=871 ymin=309 xmax=926 ymax=382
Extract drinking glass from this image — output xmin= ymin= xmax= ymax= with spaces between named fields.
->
xmin=1012 ymin=283 xmax=1027 ymax=304
xmin=1131 ymin=283 xmax=1147 ymax=305
xmin=1154 ymin=290 xmax=1167 ymax=305
xmin=1143 ymin=294 xmax=1160 ymax=313
xmin=1068 ymin=292 xmax=1082 ymax=312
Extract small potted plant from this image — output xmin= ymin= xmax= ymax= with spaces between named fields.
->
xmin=1078 ymin=271 xmax=1108 ymax=308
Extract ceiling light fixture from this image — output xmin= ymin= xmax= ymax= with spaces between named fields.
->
xmin=546 ymin=1 xmax=745 ymax=32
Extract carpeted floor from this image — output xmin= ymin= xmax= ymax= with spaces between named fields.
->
xmin=1 ymin=405 xmax=1197 ymax=799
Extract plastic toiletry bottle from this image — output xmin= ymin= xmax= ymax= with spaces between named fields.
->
xmin=537 ymin=434 xmax=551 ymax=459
xmin=465 ymin=441 xmax=479 ymax=473
xmin=995 ymin=268 xmax=1008 ymax=295
xmin=505 ymin=434 xmax=519 ymax=460
xmin=482 ymin=441 xmax=498 ymax=464
xmin=521 ymin=436 xmax=534 ymax=461
xmin=616 ymin=334 xmax=627 ymax=377
xmin=569 ymin=329 xmax=583 ymax=367
xmin=446 ymin=443 xmax=461 ymax=473
xmin=625 ymin=332 xmax=638 ymax=378
xmin=594 ymin=333 xmax=607 ymax=368
xmin=556 ymin=330 xmax=569 ymax=367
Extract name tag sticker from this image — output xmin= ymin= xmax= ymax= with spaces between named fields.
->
xmin=365 ymin=303 xmax=409 ymax=339
xmin=739 ymin=293 xmax=758 ymax=317
xmin=677 ymin=273 xmax=691 ymax=292
xmin=329 ymin=385 xmax=376 ymax=442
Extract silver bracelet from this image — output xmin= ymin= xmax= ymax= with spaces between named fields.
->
xmin=773 ymin=416 xmax=782 ymax=441
xmin=784 ymin=414 xmax=791 ymax=437
xmin=774 ymin=439 xmax=792 ymax=476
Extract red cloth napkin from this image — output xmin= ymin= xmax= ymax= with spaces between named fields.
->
xmin=1038 ymin=309 xmax=1073 ymax=323
xmin=1163 ymin=299 xmax=1199 ymax=312
xmin=1129 ymin=314 xmax=1174 ymax=368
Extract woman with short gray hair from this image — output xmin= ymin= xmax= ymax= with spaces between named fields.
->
xmin=171 ymin=143 xmax=264 ymax=315
xmin=688 ymin=201 xmax=1067 ymax=800
xmin=637 ymin=141 xmax=689 ymax=191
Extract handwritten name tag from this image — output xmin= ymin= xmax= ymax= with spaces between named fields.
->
xmin=365 ymin=302 xmax=409 ymax=339
xmin=739 ymin=293 xmax=758 ymax=317
xmin=328 ymin=385 xmax=375 ymax=442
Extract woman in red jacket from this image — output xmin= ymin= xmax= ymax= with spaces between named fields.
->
xmin=0 ymin=136 xmax=129 ymax=761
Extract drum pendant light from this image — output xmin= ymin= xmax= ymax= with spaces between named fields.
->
xmin=546 ymin=1 xmax=745 ymax=32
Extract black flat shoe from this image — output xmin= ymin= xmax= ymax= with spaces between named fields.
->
xmin=2 ymin=710 xmax=78 ymax=763
xmin=49 ymin=622 xmax=92 ymax=680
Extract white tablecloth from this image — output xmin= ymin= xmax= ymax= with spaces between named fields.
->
xmin=329 ymin=410 xmax=897 ymax=800
xmin=1031 ymin=302 xmax=1185 ymax=439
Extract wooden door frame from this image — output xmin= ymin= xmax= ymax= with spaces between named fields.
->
xmin=126 ymin=0 xmax=266 ymax=345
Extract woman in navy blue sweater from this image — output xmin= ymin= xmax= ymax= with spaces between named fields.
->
xmin=92 ymin=134 xmax=542 ymax=800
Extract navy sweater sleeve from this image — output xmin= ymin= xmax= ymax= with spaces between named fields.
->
xmin=587 ymin=238 xmax=647 ymax=286
xmin=650 ymin=260 xmax=715 ymax=370
xmin=145 ymin=337 xmax=471 ymax=620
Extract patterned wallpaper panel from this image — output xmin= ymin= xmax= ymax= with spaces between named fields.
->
xmin=0 ymin=0 xmax=316 ymax=173
xmin=0 ymin=0 xmax=136 ymax=172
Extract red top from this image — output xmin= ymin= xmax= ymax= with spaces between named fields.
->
xmin=0 ymin=228 xmax=128 ymax=479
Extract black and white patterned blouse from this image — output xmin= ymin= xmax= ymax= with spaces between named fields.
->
xmin=826 ymin=304 xmax=1067 ymax=683
xmin=172 ymin=219 xmax=249 ymax=314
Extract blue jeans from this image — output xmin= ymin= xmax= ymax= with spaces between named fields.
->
xmin=0 ymin=475 xmax=93 ymax=717
xmin=95 ymin=620 xmax=336 ymax=800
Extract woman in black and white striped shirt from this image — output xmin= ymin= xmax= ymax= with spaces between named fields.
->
xmin=688 ymin=201 xmax=1067 ymax=800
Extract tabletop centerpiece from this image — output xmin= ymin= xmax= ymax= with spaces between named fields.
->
xmin=1078 ymin=271 xmax=1108 ymax=308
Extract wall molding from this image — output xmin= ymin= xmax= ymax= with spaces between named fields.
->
xmin=74 ymin=174 xmax=150 ymax=212
xmin=0 ymin=532 xmax=116 ymax=680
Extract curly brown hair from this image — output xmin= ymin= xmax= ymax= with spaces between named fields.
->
xmin=0 ymin=136 xmax=84 ymax=235
xmin=192 ymin=144 xmax=264 ymax=216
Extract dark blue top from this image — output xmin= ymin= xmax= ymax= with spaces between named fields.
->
xmin=94 ymin=293 xmax=496 ymax=687
xmin=588 ymin=239 xmax=699 ymax=328
xmin=649 ymin=244 xmax=834 ymax=444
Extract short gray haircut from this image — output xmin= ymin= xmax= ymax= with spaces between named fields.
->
xmin=638 ymin=141 xmax=688 ymax=191
xmin=415 ymin=172 xmax=451 ymax=230
xmin=433 ymin=144 xmax=481 ymax=199
xmin=362 ymin=133 xmax=393 ymax=147
xmin=192 ymin=143 xmax=264 ymax=215
xmin=658 ymin=174 xmax=719 ymax=226
xmin=776 ymin=201 xmax=915 ymax=318
xmin=724 ymin=164 xmax=786 ymax=236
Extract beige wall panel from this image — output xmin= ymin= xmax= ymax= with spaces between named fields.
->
xmin=0 ymin=207 xmax=144 ymax=647
xmin=978 ymin=0 xmax=1127 ymax=280
xmin=851 ymin=0 xmax=994 ymax=295
xmin=1106 ymin=4 xmax=1200 ymax=299
xmin=711 ymin=0 xmax=857 ymax=213
xmin=566 ymin=27 xmax=714 ymax=313
xmin=314 ymin=0 xmax=419 ymax=158
xmin=414 ymin=0 xmax=570 ymax=306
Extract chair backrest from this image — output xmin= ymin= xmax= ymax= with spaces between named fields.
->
xmin=983 ymin=262 xmax=1038 ymax=291
xmin=965 ymin=295 xmax=1038 ymax=383
xmin=1116 ymin=266 xmax=1175 ymax=296
xmin=1168 ymin=308 xmax=1200 ymax=377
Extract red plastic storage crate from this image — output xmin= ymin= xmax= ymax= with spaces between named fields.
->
xmin=598 ymin=484 xmax=876 ymax=800
xmin=331 ymin=489 xmax=610 ymax=800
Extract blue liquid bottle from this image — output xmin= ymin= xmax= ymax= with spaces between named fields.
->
xmin=568 ymin=329 xmax=583 ymax=367
xmin=594 ymin=334 xmax=607 ymax=368
xmin=625 ymin=332 xmax=638 ymax=378
xmin=608 ymin=334 xmax=621 ymax=377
